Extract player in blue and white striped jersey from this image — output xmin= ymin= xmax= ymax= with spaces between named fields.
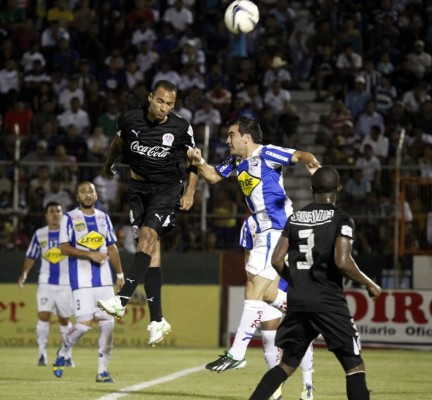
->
xmin=18 ymin=202 xmax=74 ymax=367
xmin=188 ymin=117 xmax=320 ymax=380
xmin=52 ymin=182 xmax=125 ymax=383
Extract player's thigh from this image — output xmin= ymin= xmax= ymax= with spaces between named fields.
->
xmin=73 ymin=286 xmax=115 ymax=321
xmin=53 ymin=285 xmax=74 ymax=318
xmin=310 ymin=308 xmax=361 ymax=355
xmin=37 ymin=283 xmax=56 ymax=313
xmin=245 ymin=229 xmax=281 ymax=281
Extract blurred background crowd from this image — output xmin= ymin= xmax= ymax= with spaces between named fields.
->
xmin=0 ymin=0 xmax=431 ymax=257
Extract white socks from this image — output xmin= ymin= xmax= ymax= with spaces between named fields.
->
xmin=36 ymin=320 xmax=49 ymax=358
xmin=270 ymin=289 xmax=287 ymax=313
xmin=229 ymin=300 xmax=266 ymax=360
xmin=261 ymin=330 xmax=280 ymax=368
xmin=97 ymin=320 xmax=114 ymax=374
xmin=300 ymin=342 xmax=314 ymax=386
xmin=59 ymin=323 xmax=91 ymax=358
xmin=60 ymin=322 xmax=73 ymax=359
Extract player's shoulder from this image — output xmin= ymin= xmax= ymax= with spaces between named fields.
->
xmin=167 ymin=111 xmax=191 ymax=131
xmin=35 ymin=225 xmax=49 ymax=236
xmin=260 ymin=144 xmax=296 ymax=161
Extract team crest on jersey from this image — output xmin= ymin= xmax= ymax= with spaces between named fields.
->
xmin=238 ymin=170 xmax=261 ymax=197
xmin=39 ymin=240 xmax=47 ymax=248
xmin=162 ymin=133 xmax=174 ymax=146
xmin=77 ymin=231 xmax=105 ymax=250
xmin=43 ymin=247 xmax=66 ymax=264
xmin=74 ymin=221 xmax=86 ymax=231
xmin=249 ymin=158 xmax=259 ymax=170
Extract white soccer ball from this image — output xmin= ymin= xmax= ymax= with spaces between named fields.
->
xmin=224 ymin=0 xmax=260 ymax=35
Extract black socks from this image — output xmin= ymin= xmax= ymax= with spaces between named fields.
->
xmin=249 ymin=365 xmax=288 ymax=399
xmin=117 ymin=252 xmax=151 ymax=306
xmin=346 ymin=372 xmax=370 ymax=400
xmin=145 ymin=267 xmax=163 ymax=322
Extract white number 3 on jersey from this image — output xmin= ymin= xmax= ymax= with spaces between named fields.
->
xmin=297 ymin=229 xmax=314 ymax=270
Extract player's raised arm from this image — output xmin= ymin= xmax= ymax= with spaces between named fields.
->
xmin=187 ymin=147 xmax=224 ymax=184
xmin=291 ymin=150 xmax=321 ymax=175
xmin=335 ymin=236 xmax=382 ymax=300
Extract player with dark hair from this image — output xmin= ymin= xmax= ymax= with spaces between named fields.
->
xmin=188 ymin=116 xmax=321 ymax=375
xmin=52 ymin=182 xmax=124 ymax=383
xmin=97 ymin=80 xmax=198 ymax=346
xmin=249 ymin=166 xmax=382 ymax=400
xmin=18 ymin=202 xmax=74 ymax=367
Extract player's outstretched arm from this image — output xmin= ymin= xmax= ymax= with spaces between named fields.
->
xmin=187 ymin=148 xmax=223 ymax=184
xmin=271 ymin=234 xmax=290 ymax=281
xmin=104 ymin=135 xmax=124 ymax=179
xmin=335 ymin=236 xmax=382 ymax=301
xmin=291 ymin=150 xmax=321 ymax=175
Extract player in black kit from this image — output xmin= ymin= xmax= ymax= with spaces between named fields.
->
xmin=249 ymin=166 xmax=382 ymax=400
xmin=97 ymin=80 xmax=198 ymax=346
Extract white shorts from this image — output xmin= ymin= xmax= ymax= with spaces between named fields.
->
xmin=37 ymin=283 xmax=73 ymax=318
xmin=245 ymin=229 xmax=282 ymax=280
xmin=262 ymin=302 xmax=283 ymax=322
xmin=73 ymin=286 xmax=115 ymax=322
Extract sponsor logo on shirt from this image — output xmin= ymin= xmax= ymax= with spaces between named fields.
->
xmin=265 ymin=150 xmax=289 ymax=163
xmin=130 ymin=141 xmax=170 ymax=157
xmin=43 ymin=247 xmax=66 ymax=264
xmin=162 ymin=133 xmax=174 ymax=146
xmin=77 ymin=231 xmax=105 ymax=250
xmin=291 ymin=209 xmax=335 ymax=223
xmin=40 ymin=240 xmax=47 ymax=248
xmin=74 ymin=221 xmax=86 ymax=231
xmin=237 ymin=170 xmax=261 ymax=197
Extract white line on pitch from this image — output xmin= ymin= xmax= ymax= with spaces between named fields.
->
xmin=96 ymin=364 xmax=205 ymax=400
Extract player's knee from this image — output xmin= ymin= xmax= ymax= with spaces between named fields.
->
xmin=334 ymin=351 xmax=365 ymax=372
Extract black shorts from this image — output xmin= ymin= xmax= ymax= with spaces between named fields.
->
xmin=276 ymin=305 xmax=361 ymax=365
xmin=128 ymin=179 xmax=183 ymax=236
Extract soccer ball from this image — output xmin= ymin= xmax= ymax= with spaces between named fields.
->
xmin=224 ymin=0 xmax=260 ymax=35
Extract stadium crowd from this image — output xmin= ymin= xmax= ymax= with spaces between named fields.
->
xmin=0 ymin=0 xmax=431 ymax=254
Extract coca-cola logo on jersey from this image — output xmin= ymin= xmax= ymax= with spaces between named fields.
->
xmin=130 ymin=141 xmax=171 ymax=157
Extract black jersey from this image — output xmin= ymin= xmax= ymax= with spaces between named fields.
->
xmin=118 ymin=107 xmax=195 ymax=183
xmin=282 ymin=202 xmax=355 ymax=312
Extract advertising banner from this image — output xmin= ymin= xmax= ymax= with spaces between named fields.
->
xmin=0 ymin=284 xmax=219 ymax=348
xmin=228 ymin=287 xmax=432 ymax=349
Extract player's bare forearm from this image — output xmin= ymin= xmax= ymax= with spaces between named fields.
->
xmin=187 ymin=147 xmax=223 ymax=184
xmin=18 ymin=258 xmax=35 ymax=288
xmin=335 ymin=237 xmax=382 ymax=300
xmin=60 ymin=242 xmax=108 ymax=263
xmin=108 ymin=244 xmax=124 ymax=289
xmin=104 ymin=135 xmax=123 ymax=177
xmin=292 ymin=150 xmax=321 ymax=175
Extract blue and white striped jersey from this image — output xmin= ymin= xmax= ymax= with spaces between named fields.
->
xmin=216 ymin=145 xmax=296 ymax=232
xmin=26 ymin=227 xmax=70 ymax=286
xmin=59 ymin=207 xmax=117 ymax=291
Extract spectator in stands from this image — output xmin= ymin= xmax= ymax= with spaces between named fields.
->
xmin=335 ymin=15 xmax=362 ymax=54
xmin=358 ymin=59 xmax=381 ymax=96
xmin=337 ymin=120 xmax=362 ymax=161
xmin=193 ymin=99 xmax=221 ymax=136
xmin=58 ymin=97 xmax=90 ymax=136
xmin=74 ymin=59 xmax=96 ymax=91
xmin=47 ymin=0 xmax=74 ymax=29
xmin=262 ymin=56 xmax=292 ymax=90
xmin=0 ymin=59 xmax=20 ymax=113
xmin=42 ymin=175 xmax=73 ymax=211
xmin=83 ymin=81 xmax=107 ymax=129
xmin=52 ymin=144 xmax=77 ymax=177
xmin=151 ymin=59 xmax=182 ymax=89
xmin=75 ymin=23 xmax=106 ymax=74
xmin=23 ymin=60 xmax=51 ymax=103
xmin=131 ymin=18 xmax=157 ymax=50
xmin=22 ymin=139 xmax=53 ymax=179
xmin=345 ymin=75 xmax=371 ymax=118
xmin=263 ymin=80 xmax=294 ymax=118
xmin=87 ymin=125 xmax=110 ymax=162
xmin=163 ymin=0 xmax=193 ymax=35
xmin=41 ymin=20 xmax=70 ymax=56
xmin=127 ymin=0 xmax=155 ymax=30
xmin=376 ymin=51 xmax=395 ymax=75
xmin=236 ymin=82 xmax=263 ymax=115
xmin=413 ymin=100 xmax=432 ymax=134
xmin=345 ymin=169 xmax=372 ymax=209
xmin=29 ymin=165 xmax=51 ymax=202
xmin=355 ymin=100 xmax=385 ymax=138
xmin=98 ymin=55 xmax=128 ymax=95
xmin=418 ymin=144 xmax=432 ymax=178
xmin=96 ymin=99 xmax=120 ymax=140
xmin=406 ymin=40 xmax=432 ymax=80
xmin=392 ymin=58 xmax=418 ymax=96
xmin=402 ymin=81 xmax=431 ymax=115
xmin=375 ymin=74 xmax=397 ymax=115
xmin=73 ymin=0 xmax=97 ymax=40
xmin=106 ymin=17 xmax=131 ymax=55
xmin=4 ymin=97 xmax=33 ymax=152
xmin=155 ymin=22 xmax=179 ymax=59
xmin=125 ymin=58 xmax=144 ymax=90
xmin=205 ymin=80 xmax=232 ymax=117
xmin=180 ymin=39 xmax=206 ymax=74
xmin=178 ymin=64 xmax=206 ymax=94
xmin=336 ymin=43 xmax=363 ymax=94
xmin=21 ymin=40 xmax=45 ymax=74
xmin=135 ymin=40 xmax=159 ymax=81
xmin=51 ymin=37 xmax=80 ymax=76
xmin=360 ymin=125 xmax=390 ymax=164
xmin=355 ymin=143 xmax=382 ymax=191
xmin=58 ymin=75 xmax=84 ymax=111
xmin=172 ymin=97 xmax=192 ymax=121
xmin=325 ymin=98 xmax=354 ymax=136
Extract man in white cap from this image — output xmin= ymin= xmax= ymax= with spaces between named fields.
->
xmin=262 ymin=56 xmax=292 ymax=89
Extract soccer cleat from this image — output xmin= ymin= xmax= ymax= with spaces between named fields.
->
xmin=97 ymin=296 xmax=126 ymax=319
xmin=148 ymin=318 xmax=172 ymax=347
xmin=205 ymin=351 xmax=247 ymax=372
xmin=52 ymin=353 xmax=65 ymax=378
xmin=96 ymin=371 xmax=114 ymax=383
xmin=38 ymin=354 xmax=47 ymax=366
xmin=300 ymin=383 xmax=314 ymax=400
xmin=64 ymin=358 xmax=75 ymax=367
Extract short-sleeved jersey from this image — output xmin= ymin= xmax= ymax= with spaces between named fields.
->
xmin=59 ymin=207 xmax=117 ymax=291
xmin=118 ymin=108 xmax=195 ymax=183
xmin=25 ymin=226 xmax=70 ymax=286
xmin=282 ymin=202 xmax=355 ymax=311
xmin=216 ymin=145 xmax=296 ymax=232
